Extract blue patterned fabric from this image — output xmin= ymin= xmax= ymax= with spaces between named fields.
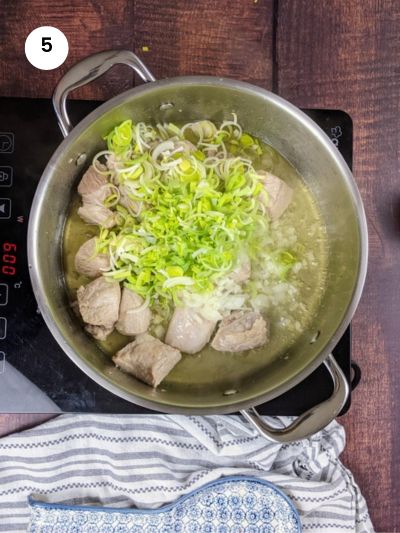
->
xmin=28 ymin=476 xmax=301 ymax=532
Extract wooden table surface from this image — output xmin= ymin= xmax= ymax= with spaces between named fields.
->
xmin=0 ymin=1 xmax=398 ymax=531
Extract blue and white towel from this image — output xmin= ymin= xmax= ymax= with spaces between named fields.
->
xmin=0 ymin=414 xmax=373 ymax=532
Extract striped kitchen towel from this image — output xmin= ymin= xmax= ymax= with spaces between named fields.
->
xmin=0 ymin=414 xmax=373 ymax=532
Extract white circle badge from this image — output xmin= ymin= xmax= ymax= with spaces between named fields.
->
xmin=25 ymin=26 xmax=69 ymax=70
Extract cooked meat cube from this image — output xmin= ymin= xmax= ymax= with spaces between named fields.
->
xmin=258 ymin=171 xmax=293 ymax=220
xmin=78 ymin=203 xmax=116 ymax=228
xmin=165 ymin=307 xmax=216 ymax=354
xmin=113 ymin=333 xmax=182 ymax=387
xmin=230 ymin=253 xmax=251 ymax=284
xmin=74 ymin=237 xmax=110 ymax=278
xmin=77 ymin=165 xmax=116 ymax=227
xmin=116 ymin=287 xmax=151 ymax=336
xmin=77 ymin=277 xmax=121 ymax=328
xmin=78 ymin=165 xmax=112 ymax=205
xmin=71 ymin=297 xmax=114 ymax=340
xmin=211 ymin=310 xmax=268 ymax=352
xmin=85 ymin=323 xmax=114 ymax=341
xmin=71 ymin=300 xmax=114 ymax=341
xmin=119 ymin=185 xmax=142 ymax=216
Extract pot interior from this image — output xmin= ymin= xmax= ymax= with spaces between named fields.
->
xmin=30 ymin=79 xmax=365 ymax=412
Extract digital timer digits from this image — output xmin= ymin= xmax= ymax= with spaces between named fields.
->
xmin=2 ymin=242 xmax=17 ymax=276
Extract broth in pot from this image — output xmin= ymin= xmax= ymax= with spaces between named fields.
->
xmin=63 ymin=117 xmax=328 ymax=389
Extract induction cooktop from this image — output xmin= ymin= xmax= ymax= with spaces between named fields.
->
xmin=0 ymin=97 xmax=359 ymax=414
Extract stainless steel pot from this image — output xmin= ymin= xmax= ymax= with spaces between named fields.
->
xmin=28 ymin=50 xmax=368 ymax=442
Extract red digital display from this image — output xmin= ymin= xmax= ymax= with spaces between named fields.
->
xmin=2 ymin=243 xmax=17 ymax=276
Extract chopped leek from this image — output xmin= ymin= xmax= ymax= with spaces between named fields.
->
xmin=89 ymin=115 xmax=296 ymax=314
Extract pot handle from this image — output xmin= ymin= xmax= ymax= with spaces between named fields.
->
xmin=240 ymin=354 xmax=349 ymax=443
xmin=53 ymin=50 xmax=156 ymax=137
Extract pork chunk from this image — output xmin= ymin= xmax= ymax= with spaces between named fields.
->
xmin=74 ymin=237 xmax=110 ymax=278
xmin=71 ymin=297 xmax=114 ymax=340
xmin=77 ymin=166 xmax=116 ymax=227
xmin=85 ymin=323 xmax=114 ymax=341
xmin=230 ymin=253 xmax=251 ymax=284
xmin=78 ymin=165 xmax=112 ymax=205
xmin=258 ymin=171 xmax=293 ymax=220
xmin=165 ymin=307 xmax=216 ymax=354
xmin=77 ymin=203 xmax=116 ymax=228
xmin=119 ymin=184 xmax=142 ymax=216
xmin=211 ymin=310 xmax=268 ymax=352
xmin=116 ymin=287 xmax=151 ymax=336
xmin=113 ymin=333 xmax=182 ymax=387
xmin=77 ymin=277 xmax=121 ymax=328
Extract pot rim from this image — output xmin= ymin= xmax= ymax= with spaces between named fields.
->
xmin=28 ymin=75 xmax=368 ymax=414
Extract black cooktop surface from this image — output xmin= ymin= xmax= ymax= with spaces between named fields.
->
xmin=0 ymin=97 xmax=356 ymax=414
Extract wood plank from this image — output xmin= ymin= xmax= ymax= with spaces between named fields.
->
xmin=0 ymin=0 xmax=274 ymax=111
xmin=0 ymin=0 xmax=135 ymax=100
xmin=133 ymin=0 xmax=274 ymax=88
xmin=276 ymin=1 xmax=400 ymax=531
